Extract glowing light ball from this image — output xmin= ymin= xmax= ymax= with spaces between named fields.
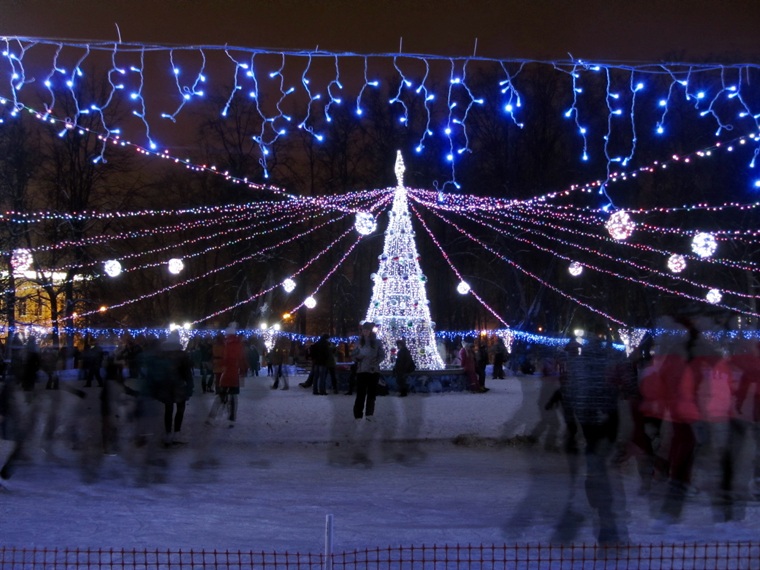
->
xmin=282 ymin=278 xmax=296 ymax=293
xmin=304 ymin=296 xmax=317 ymax=309
xmin=457 ymin=281 xmax=471 ymax=295
xmin=354 ymin=212 xmax=377 ymax=235
xmin=168 ymin=258 xmax=184 ymax=275
xmin=691 ymin=232 xmax=717 ymax=258
xmin=667 ymin=254 xmax=686 ymax=273
xmin=706 ymin=289 xmax=722 ymax=304
xmin=568 ymin=261 xmax=583 ymax=276
xmin=104 ymin=259 xmax=122 ymax=277
xmin=605 ymin=210 xmax=635 ymax=240
xmin=10 ymin=248 xmax=32 ymax=272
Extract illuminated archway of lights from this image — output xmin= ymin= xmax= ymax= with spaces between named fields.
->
xmin=2 ymin=37 xmax=760 ymax=191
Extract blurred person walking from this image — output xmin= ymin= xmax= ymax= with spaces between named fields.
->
xmin=351 ymin=322 xmax=385 ymax=420
xmin=208 ymin=324 xmax=246 ymax=427
xmin=392 ymin=339 xmax=415 ymax=397
xmin=153 ymin=330 xmax=194 ymax=446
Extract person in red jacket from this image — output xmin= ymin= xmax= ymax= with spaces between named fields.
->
xmin=207 ymin=323 xmax=246 ymax=428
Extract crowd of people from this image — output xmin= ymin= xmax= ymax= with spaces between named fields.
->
xmin=1 ymin=314 xmax=759 ymax=548
xmin=545 ymin=315 xmax=760 ymax=545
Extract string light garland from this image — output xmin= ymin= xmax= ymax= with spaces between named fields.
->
xmin=429 ymin=197 xmax=760 ymax=315
xmin=2 ymin=37 xmax=760 ymax=189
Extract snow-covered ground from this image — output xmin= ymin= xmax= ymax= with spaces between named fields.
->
xmin=0 ymin=372 xmax=758 ymax=555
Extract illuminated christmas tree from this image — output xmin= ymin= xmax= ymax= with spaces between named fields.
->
xmin=364 ymin=151 xmax=446 ymax=370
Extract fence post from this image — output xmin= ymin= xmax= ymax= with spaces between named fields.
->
xmin=324 ymin=514 xmax=334 ymax=570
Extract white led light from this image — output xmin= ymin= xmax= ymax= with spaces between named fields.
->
xmin=282 ymin=278 xmax=296 ymax=293
xmin=168 ymin=258 xmax=184 ymax=275
xmin=706 ymin=288 xmax=722 ymax=304
xmin=568 ymin=261 xmax=583 ymax=276
xmin=691 ymin=232 xmax=717 ymax=258
xmin=605 ymin=210 xmax=635 ymax=240
xmin=667 ymin=254 xmax=686 ymax=273
xmin=354 ymin=212 xmax=376 ymax=235
xmin=104 ymin=260 xmax=122 ymax=277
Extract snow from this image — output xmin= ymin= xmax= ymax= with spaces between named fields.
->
xmin=1 ymin=372 xmax=758 ymax=555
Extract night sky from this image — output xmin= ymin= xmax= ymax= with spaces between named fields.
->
xmin=1 ymin=0 xmax=759 ymax=62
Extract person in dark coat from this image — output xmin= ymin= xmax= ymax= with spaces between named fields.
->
xmin=392 ymin=339 xmax=415 ymax=397
xmin=491 ymin=337 xmax=507 ymax=379
xmin=20 ymin=337 xmax=41 ymax=397
xmin=82 ymin=340 xmax=104 ymax=388
xmin=310 ymin=334 xmax=331 ymax=395
xmin=152 ymin=331 xmax=194 ymax=446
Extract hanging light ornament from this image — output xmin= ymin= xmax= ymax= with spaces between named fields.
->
xmin=304 ymin=296 xmax=317 ymax=309
xmin=667 ymin=254 xmax=686 ymax=273
xmin=706 ymin=288 xmax=722 ymax=304
xmin=354 ymin=212 xmax=377 ymax=235
xmin=167 ymin=258 xmax=184 ymax=275
xmin=282 ymin=278 xmax=296 ymax=293
xmin=457 ymin=281 xmax=471 ymax=295
xmin=10 ymin=248 xmax=33 ymax=273
xmin=104 ymin=260 xmax=122 ymax=277
xmin=605 ymin=210 xmax=635 ymax=240
xmin=568 ymin=261 xmax=583 ymax=276
xmin=691 ymin=232 xmax=718 ymax=258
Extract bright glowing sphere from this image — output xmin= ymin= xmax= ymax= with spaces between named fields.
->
xmin=354 ymin=212 xmax=377 ymax=235
xmin=168 ymin=258 xmax=184 ymax=275
xmin=104 ymin=259 xmax=122 ymax=277
xmin=568 ymin=261 xmax=583 ymax=276
xmin=605 ymin=210 xmax=635 ymax=240
xmin=456 ymin=281 xmax=471 ymax=295
xmin=706 ymin=288 xmax=722 ymax=304
xmin=667 ymin=254 xmax=686 ymax=273
xmin=282 ymin=278 xmax=296 ymax=293
xmin=304 ymin=296 xmax=317 ymax=309
xmin=10 ymin=249 xmax=32 ymax=272
xmin=691 ymin=232 xmax=717 ymax=258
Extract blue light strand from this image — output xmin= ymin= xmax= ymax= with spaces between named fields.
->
xmin=452 ymin=58 xmax=484 ymax=160
xmin=598 ymin=67 xmax=617 ymax=207
xmin=42 ymin=42 xmax=65 ymax=119
xmin=1 ymin=38 xmax=28 ymax=108
xmin=389 ymin=56 xmax=411 ymax=126
xmin=621 ymin=71 xmax=643 ymax=168
xmin=441 ymin=59 xmax=460 ymax=190
xmin=413 ymin=58 xmax=433 ymax=154
xmin=499 ymin=61 xmax=525 ymax=128
xmin=3 ymin=37 xmax=760 ymax=191
xmin=298 ymin=53 xmax=322 ymax=141
xmin=128 ymin=47 xmax=157 ymax=151
xmin=562 ymin=62 xmax=590 ymax=162
xmin=162 ymin=48 xmax=207 ymax=122
xmin=324 ymin=55 xmax=343 ymax=124
xmin=355 ymin=56 xmax=379 ymax=117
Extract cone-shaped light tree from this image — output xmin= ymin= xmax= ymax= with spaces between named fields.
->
xmin=363 ymin=151 xmax=446 ymax=370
